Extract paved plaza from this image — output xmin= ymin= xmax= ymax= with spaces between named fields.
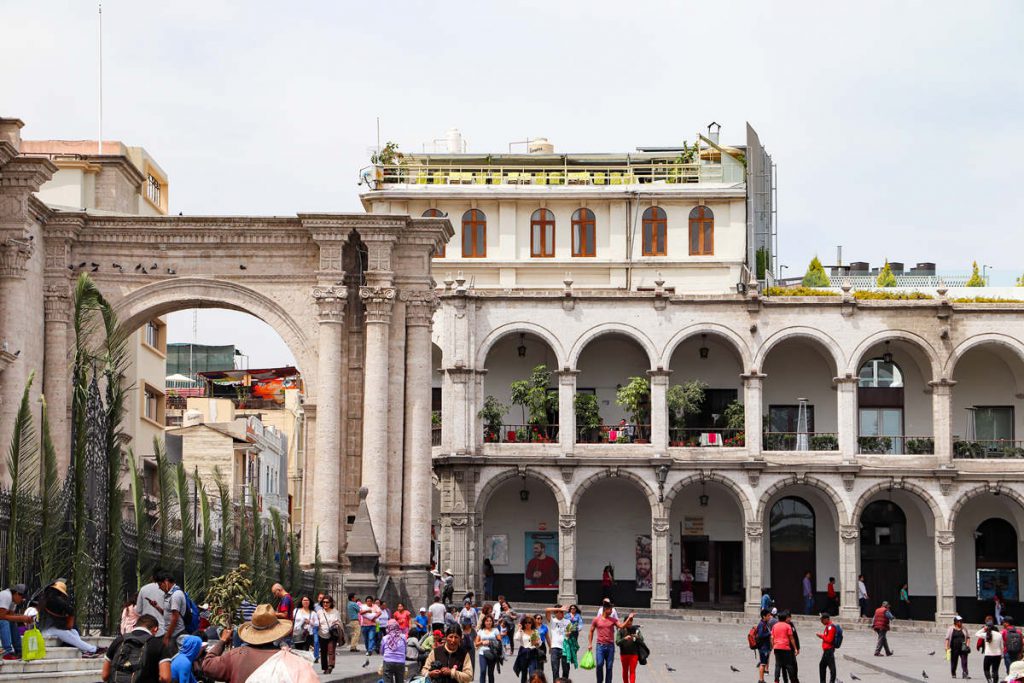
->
xmin=319 ymin=617 xmax=954 ymax=683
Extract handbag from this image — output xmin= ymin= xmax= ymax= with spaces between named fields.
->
xmin=580 ymin=649 xmax=595 ymax=670
xmin=636 ymin=640 xmax=650 ymax=665
xmin=22 ymin=626 xmax=46 ymax=661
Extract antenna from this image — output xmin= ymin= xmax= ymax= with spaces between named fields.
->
xmin=376 ymin=116 xmax=381 ymax=156
xmin=97 ymin=1 xmax=103 ymax=154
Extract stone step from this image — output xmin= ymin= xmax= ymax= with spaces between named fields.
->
xmin=0 ymin=656 xmax=101 ymax=674
xmin=0 ymin=673 xmax=102 ymax=683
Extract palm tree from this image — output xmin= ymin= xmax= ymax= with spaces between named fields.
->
xmin=213 ymin=466 xmax=231 ymax=574
xmin=38 ymin=396 xmax=65 ymax=584
xmin=127 ymin=448 xmax=148 ymax=590
xmin=197 ymin=469 xmax=213 ymax=594
xmin=5 ymin=372 xmax=38 ymax=586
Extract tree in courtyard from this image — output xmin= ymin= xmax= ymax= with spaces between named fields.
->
xmin=510 ymin=365 xmax=557 ymax=428
xmin=666 ymin=379 xmax=707 ymax=429
xmin=966 ymin=261 xmax=985 ymax=287
xmin=616 ymin=376 xmax=651 ymax=428
xmin=876 ymin=260 xmax=897 ymax=287
xmin=801 ymin=256 xmax=830 ymax=287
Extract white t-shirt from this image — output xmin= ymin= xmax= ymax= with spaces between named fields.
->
xmin=976 ymin=628 xmax=1004 ymax=657
xmin=136 ymin=582 xmax=167 ymax=636
xmin=428 ymin=602 xmax=448 ymax=624
xmin=857 ymin=581 xmax=868 ymax=600
xmin=517 ymin=629 xmax=537 ymax=650
xmin=478 ymin=627 xmax=499 ymax=646
xmin=0 ymin=589 xmax=13 ymax=612
xmin=549 ymin=617 xmax=569 ymax=649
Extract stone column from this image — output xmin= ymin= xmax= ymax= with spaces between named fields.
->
xmin=741 ymin=373 xmax=766 ymax=456
xmin=835 ymin=377 xmax=859 ymax=458
xmin=557 ymin=369 xmax=578 ymax=454
xmin=558 ymin=514 xmax=578 ymax=604
xmin=42 ymin=284 xmax=71 ymax=471
xmin=838 ymin=524 xmax=860 ymax=621
xmin=311 ymin=286 xmax=346 ymax=568
xmin=360 ymin=284 xmax=397 ymax=553
xmin=930 ymin=380 xmax=956 ymax=462
xmin=402 ymin=290 xmax=438 ymax=606
xmin=651 ymin=515 xmax=671 ymax=609
xmin=936 ymin=529 xmax=956 ymax=622
xmin=385 ymin=296 xmax=407 ymax=570
xmin=444 ymin=367 xmax=476 ymax=454
xmin=648 ymin=369 xmax=672 ymax=452
xmin=744 ymin=523 xmax=764 ymax=616
xmin=0 ymin=238 xmax=33 ymax=480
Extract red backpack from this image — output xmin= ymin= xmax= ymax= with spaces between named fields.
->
xmin=747 ymin=625 xmax=759 ymax=649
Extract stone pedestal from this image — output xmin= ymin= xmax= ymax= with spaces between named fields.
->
xmin=838 ymin=524 xmax=861 ymax=622
xmin=346 ymin=487 xmax=381 ymax=598
xmin=650 ymin=515 xmax=671 ymax=609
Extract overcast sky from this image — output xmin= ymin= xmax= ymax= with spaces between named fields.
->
xmin=4 ymin=1 xmax=1022 ymax=368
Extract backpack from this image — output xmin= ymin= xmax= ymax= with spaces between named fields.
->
xmin=1006 ymin=628 xmax=1023 ymax=658
xmin=111 ymin=632 xmax=151 ymax=683
xmin=832 ymin=624 xmax=844 ymax=650
xmin=747 ymin=625 xmax=759 ymax=650
xmin=172 ymin=587 xmax=200 ymax=633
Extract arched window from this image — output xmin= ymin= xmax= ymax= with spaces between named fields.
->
xmin=975 ymin=518 xmax=1018 ymax=600
xmin=689 ymin=206 xmax=714 ymax=255
xmin=769 ymin=496 xmax=815 ymax=609
xmin=423 ymin=208 xmax=445 ymax=257
xmin=572 ymin=208 xmax=595 ymax=257
xmin=642 ymin=207 xmax=667 ymax=256
xmin=530 ymin=209 xmax=555 ymax=257
xmin=858 ymin=358 xmax=904 ymax=388
xmin=462 ymin=209 xmax=486 ymax=258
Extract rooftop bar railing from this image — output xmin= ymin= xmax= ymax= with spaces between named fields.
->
xmin=365 ymin=162 xmax=734 ymax=188
xmin=857 ymin=435 xmax=935 ymax=455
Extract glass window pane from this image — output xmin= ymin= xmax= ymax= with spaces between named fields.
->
xmin=476 ymin=225 xmax=485 ymax=255
xmin=643 ymin=227 xmax=652 ymax=255
xmin=880 ymin=409 xmax=903 ymax=436
xmin=690 ymin=226 xmax=699 ymax=253
xmin=573 ymin=224 xmax=581 ymax=254
xmin=463 ymin=228 xmax=472 ymax=255
xmin=546 ymin=230 xmax=553 ymax=255
xmin=703 ymin=224 xmax=713 ymax=252
xmin=860 ymin=409 xmax=880 ymax=436
xmin=586 ymin=225 xmax=595 ymax=255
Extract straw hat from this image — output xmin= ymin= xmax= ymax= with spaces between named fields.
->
xmin=52 ymin=581 xmax=68 ymax=596
xmin=237 ymin=604 xmax=292 ymax=645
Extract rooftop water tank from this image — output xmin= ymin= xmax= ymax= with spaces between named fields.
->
xmin=446 ymin=128 xmax=465 ymax=154
xmin=528 ymin=137 xmax=554 ymax=154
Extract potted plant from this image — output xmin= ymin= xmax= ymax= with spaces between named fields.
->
xmin=510 ymin=365 xmax=557 ymax=436
xmin=905 ymin=437 xmax=934 ymax=455
xmin=667 ymin=379 xmax=707 ymax=432
xmin=478 ymin=395 xmax=508 ymax=444
xmin=574 ymin=392 xmax=602 ymax=444
xmin=810 ymin=434 xmax=839 ymax=451
xmin=858 ymin=435 xmax=893 ymax=454
xmin=615 ymin=376 xmax=651 ymax=442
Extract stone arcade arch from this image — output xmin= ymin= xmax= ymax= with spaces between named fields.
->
xmin=0 ymin=171 xmax=451 ymax=607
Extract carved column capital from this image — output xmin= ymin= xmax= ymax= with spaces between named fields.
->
xmin=936 ymin=529 xmax=955 ymax=548
xmin=559 ymin=514 xmax=577 ymax=532
xmin=360 ymin=286 xmax=397 ymax=324
xmin=312 ymin=285 xmax=347 ymax=322
xmin=401 ymin=289 xmax=440 ymax=327
xmin=745 ymin=523 xmax=764 ymax=539
xmin=43 ymin=283 xmax=70 ymax=323
xmin=0 ymin=237 xmax=32 ymax=279
xmin=652 ymin=517 xmax=670 ymax=536
xmin=840 ymin=524 xmax=860 ymax=544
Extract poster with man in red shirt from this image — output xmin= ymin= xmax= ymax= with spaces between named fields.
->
xmin=524 ymin=532 xmax=559 ymax=589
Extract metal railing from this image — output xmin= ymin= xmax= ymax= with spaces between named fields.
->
xmin=431 ymin=426 xmax=442 ymax=446
xmin=669 ymin=428 xmax=744 ymax=447
xmin=857 ymin=435 xmax=935 ymax=455
xmin=484 ymin=424 xmax=559 ymax=444
xmin=825 ymin=274 xmax=972 ymax=288
xmin=576 ymin=424 xmax=652 ymax=444
xmin=763 ymin=432 xmax=840 ymax=451
xmin=954 ymin=440 xmax=1024 ymax=458
xmin=366 ymin=161 xmax=732 ymax=189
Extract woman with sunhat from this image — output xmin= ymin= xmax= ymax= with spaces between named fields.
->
xmin=202 ymin=603 xmax=313 ymax=683
xmin=38 ymin=580 xmax=104 ymax=658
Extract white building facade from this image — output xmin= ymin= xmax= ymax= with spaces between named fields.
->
xmin=362 ymin=126 xmax=1024 ymax=624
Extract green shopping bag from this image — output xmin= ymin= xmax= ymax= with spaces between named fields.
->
xmin=22 ymin=626 xmax=45 ymax=661
xmin=580 ymin=649 xmax=595 ymax=670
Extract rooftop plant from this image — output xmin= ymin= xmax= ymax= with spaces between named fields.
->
xmin=1017 ymin=273 xmax=1024 ymax=287
xmin=371 ymin=141 xmax=403 ymax=166
xmin=853 ymin=290 xmax=933 ymax=300
xmin=876 ymin=261 xmax=897 ymax=287
xmin=765 ymin=286 xmax=839 ymax=297
xmin=951 ymin=296 xmax=1024 ymax=303
xmin=801 ymin=256 xmax=830 ymax=287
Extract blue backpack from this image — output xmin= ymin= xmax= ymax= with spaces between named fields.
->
xmin=172 ymin=587 xmax=200 ymax=633
xmin=832 ymin=623 xmax=844 ymax=649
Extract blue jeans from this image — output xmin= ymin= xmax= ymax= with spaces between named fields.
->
xmin=362 ymin=625 xmax=376 ymax=653
xmin=0 ymin=619 xmax=21 ymax=656
xmin=479 ymin=653 xmax=496 ymax=683
xmin=313 ymin=630 xmax=320 ymax=660
xmin=804 ymin=595 xmax=814 ymax=614
xmin=595 ymin=643 xmax=616 ymax=683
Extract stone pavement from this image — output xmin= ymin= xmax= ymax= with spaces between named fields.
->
xmin=322 ymin=617 xmax=959 ymax=683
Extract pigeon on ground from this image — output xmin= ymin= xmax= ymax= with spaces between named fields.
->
xmin=730 ymin=665 xmax=740 ymax=672
xmin=928 ymin=650 xmax=936 ymax=655
xmin=362 ymin=657 xmax=370 ymax=668
xmin=664 ymin=664 xmax=676 ymax=672
xmin=922 ymin=671 xmax=929 ymax=679
xmin=850 ymin=674 xmax=860 ymax=681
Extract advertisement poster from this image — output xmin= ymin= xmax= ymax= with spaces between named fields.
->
xmin=636 ymin=534 xmax=653 ymax=591
xmin=485 ymin=535 xmax=509 ymax=566
xmin=524 ymin=531 xmax=559 ymax=589
xmin=694 ymin=560 xmax=709 ymax=583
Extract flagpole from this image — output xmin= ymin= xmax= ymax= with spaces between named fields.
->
xmin=97 ymin=1 xmax=103 ymax=154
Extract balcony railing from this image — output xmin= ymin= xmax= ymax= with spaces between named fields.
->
xmin=367 ymin=162 xmax=733 ymax=189
xmin=857 ymin=435 xmax=935 ymax=455
xmin=954 ymin=440 xmax=1024 ymax=459
xmin=763 ymin=432 xmax=839 ymax=451
xmin=431 ymin=426 xmax=442 ymax=447
xmin=576 ymin=425 xmax=652 ymax=444
xmin=669 ymin=428 xmax=744 ymax=447
xmin=484 ymin=424 xmax=559 ymax=444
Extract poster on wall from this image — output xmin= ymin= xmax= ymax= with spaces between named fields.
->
xmin=485 ymin=535 xmax=509 ymax=566
xmin=635 ymin=535 xmax=653 ymax=591
xmin=694 ymin=560 xmax=709 ymax=583
xmin=524 ymin=531 xmax=559 ymax=589
xmin=683 ymin=516 xmax=705 ymax=536
xmin=977 ymin=569 xmax=1019 ymax=600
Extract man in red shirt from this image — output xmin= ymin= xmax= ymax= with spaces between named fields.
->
xmin=525 ymin=541 xmax=559 ymax=588
xmin=816 ymin=612 xmax=837 ymax=683
xmin=770 ymin=609 xmax=800 ymax=683
xmin=826 ymin=578 xmax=837 ymax=615
xmin=588 ymin=603 xmax=635 ymax=683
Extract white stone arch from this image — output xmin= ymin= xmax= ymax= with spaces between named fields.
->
xmin=752 ymin=326 xmax=845 ymax=376
xmin=659 ymin=323 xmax=753 ymax=371
xmin=948 ymin=483 xmax=1024 ymax=532
xmin=943 ymin=333 xmax=1024 ymax=387
xmin=662 ymin=470 xmax=754 ymax=522
xmin=567 ymin=322 xmax=658 ymax=371
xmin=475 ymin=467 xmax=569 ymax=518
xmin=109 ymin=276 xmax=318 ymax=396
xmin=475 ymin=322 xmax=567 ymax=370
xmin=852 ymin=480 xmax=945 ymax=530
xmin=756 ymin=474 xmax=850 ymax=526
xmin=846 ymin=329 xmax=942 ymax=384
xmin=569 ymin=468 xmax=659 ymax=515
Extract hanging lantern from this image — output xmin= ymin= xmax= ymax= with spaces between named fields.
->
xmin=517 ymin=333 xmax=527 ymax=358
xmin=699 ymin=481 xmax=709 ymax=507
xmin=699 ymin=334 xmax=709 ymax=360
xmin=882 ymin=341 xmax=893 ymax=365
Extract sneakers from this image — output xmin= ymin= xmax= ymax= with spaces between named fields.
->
xmin=82 ymin=646 xmax=107 ymax=659
xmin=1 ymin=653 xmax=19 ymax=661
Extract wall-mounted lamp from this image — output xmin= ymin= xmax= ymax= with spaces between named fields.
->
xmin=517 ymin=333 xmax=527 ymax=358
xmin=882 ymin=341 xmax=893 ymax=365
xmin=699 ymin=334 xmax=709 ymax=360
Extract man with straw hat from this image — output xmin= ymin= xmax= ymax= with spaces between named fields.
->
xmin=202 ymin=604 xmax=307 ymax=683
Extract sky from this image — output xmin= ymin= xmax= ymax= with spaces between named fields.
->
xmin=4 ymin=1 xmax=1023 ymax=368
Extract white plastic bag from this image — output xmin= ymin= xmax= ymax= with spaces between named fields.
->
xmin=246 ymin=650 xmax=319 ymax=683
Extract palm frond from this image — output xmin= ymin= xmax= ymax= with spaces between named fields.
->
xmin=288 ymin=530 xmax=300 ymax=595
xmin=198 ymin=469 xmax=213 ymax=595
xmin=127 ymin=448 xmax=148 ymax=589
xmin=175 ymin=463 xmax=197 ymax=593
xmin=38 ymin=396 xmax=65 ymax=583
xmin=269 ymin=507 xmax=285 ymax=583
xmin=154 ymin=437 xmax=175 ymax=568
xmin=5 ymin=371 xmax=38 ymax=586
xmin=313 ymin=527 xmax=323 ymax=599
xmin=213 ymin=466 xmax=231 ymax=573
